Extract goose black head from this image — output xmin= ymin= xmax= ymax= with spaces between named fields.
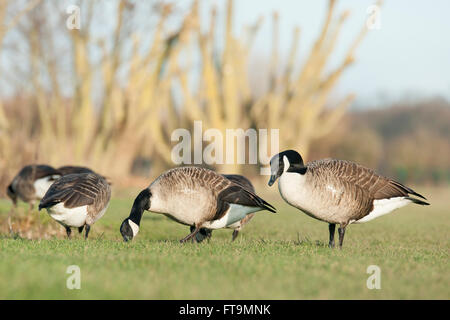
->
xmin=120 ymin=188 xmax=151 ymax=242
xmin=6 ymin=184 xmax=17 ymax=205
xmin=268 ymin=150 xmax=306 ymax=186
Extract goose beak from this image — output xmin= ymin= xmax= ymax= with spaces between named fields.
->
xmin=268 ymin=174 xmax=277 ymax=187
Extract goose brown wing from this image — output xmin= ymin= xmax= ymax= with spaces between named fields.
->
xmin=222 ymin=174 xmax=255 ymax=192
xmin=213 ymin=184 xmax=276 ymax=220
xmin=39 ymin=173 xmax=103 ymax=210
xmin=318 ymin=159 xmax=427 ymax=201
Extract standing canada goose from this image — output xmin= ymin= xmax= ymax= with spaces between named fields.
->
xmin=6 ymin=164 xmax=61 ymax=209
xmin=191 ymin=174 xmax=257 ymax=242
xmin=268 ymin=150 xmax=429 ymax=248
xmin=38 ymin=173 xmax=111 ymax=239
xmin=120 ymin=167 xmax=276 ymax=242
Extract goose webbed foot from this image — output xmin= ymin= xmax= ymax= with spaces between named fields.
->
xmin=328 ymin=223 xmax=335 ymax=248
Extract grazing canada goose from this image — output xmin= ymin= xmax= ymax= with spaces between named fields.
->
xmin=191 ymin=174 xmax=257 ymax=242
xmin=268 ymin=150 xmax=429 ymax=248
xmin=6 ymin=164 xmax=61 ymax=209
xmin=120 ymin=167 xmax=276 ymax=242
xmin=38 ymin=173 xmax=111 ymax=239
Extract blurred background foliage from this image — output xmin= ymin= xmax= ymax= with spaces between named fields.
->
xmin=311 ymin=97 xmax=450 ymax=185
xmin=0 ymin=0 xmax=449 ymax=195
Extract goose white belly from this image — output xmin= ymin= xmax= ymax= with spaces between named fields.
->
xmin=34 ymin=176 xmax=59 ymax=199
xmin=354 ymin=197 xmax=411 ymax=223
xmin=150 ymin=193 xmax=205 ymax=226
xmin=47 ymin=203 xmax=88 ymax=227
xmin=202 ymin=204 xmax=260 ymax=229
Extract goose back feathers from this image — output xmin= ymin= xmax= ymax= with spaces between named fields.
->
xmin=39 ymin=173 xmax=111 ymax=237
xmin=223 ymin=174 xmax=255 ymax=192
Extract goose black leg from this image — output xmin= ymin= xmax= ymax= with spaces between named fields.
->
xmin=65 ymin=227 xmax=72 ymax=239
xmin=338 ymin=225 xmax=346 ymax=249
xmin=190 ymin=226 xmax=201 ymax=243
xmin=232 ymin=230 xmax=239 ymax=242
xmin=181 ymin=225 xmax=201 ymax=243
xmin=78 ymin=226 xmax=84 ymax=234
xmin=84 ymin=225 xmax=90 ymax=239
xmin=190 ymin=226 xmax=195 ymax=243
xmin=328 ymin=224 xmax=336 ymax=248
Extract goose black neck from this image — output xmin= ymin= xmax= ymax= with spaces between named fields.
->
xmin=287 ymin=163 xmax=307 ymax=175
xmin=283 ymin=150 xmax=306 ymax=175
xmin=129 ymin=189 xmax=151 ymax=226
xmin=7 ymin=184 xmax=14 ymax=194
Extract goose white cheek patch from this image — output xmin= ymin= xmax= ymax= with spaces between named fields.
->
xmin=128 ymin=220 xmax=139 ymax=237
xmin=282 ymin=156 xmax=290 ymax=172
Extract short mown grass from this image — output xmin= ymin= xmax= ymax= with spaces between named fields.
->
xmin=0 ymin=186 xmax=448 ymax=299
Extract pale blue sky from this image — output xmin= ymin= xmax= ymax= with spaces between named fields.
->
xmin=195 ymin=0 xmax=450 ymax=107
xmin=2 ymin=0 xmax=449 ymax=108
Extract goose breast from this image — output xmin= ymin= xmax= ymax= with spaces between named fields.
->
xmin=148 ymin=167 xmax=228 ymax=226
xmin=279 ymin=163 xmax=372 ymax=224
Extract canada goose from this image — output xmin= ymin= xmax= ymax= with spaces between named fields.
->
xmin=120 ymin=167 xmax=276 ymax=242
xmin=191 ymin=174 xmax=257 ymax=242
xmin=268 ymin=150 xmax=429 ymax=248
xmin=38 ymin=173 xmax=111 ymax=239
xmin=6 ymin=164 xmax=61 ymax=209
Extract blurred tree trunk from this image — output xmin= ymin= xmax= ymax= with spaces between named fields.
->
xmin=0 ymin=0 xmax=375 ymax=188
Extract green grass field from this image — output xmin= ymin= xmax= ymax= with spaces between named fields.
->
xmin=0 ymin=186 xmax=448 ymax=299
